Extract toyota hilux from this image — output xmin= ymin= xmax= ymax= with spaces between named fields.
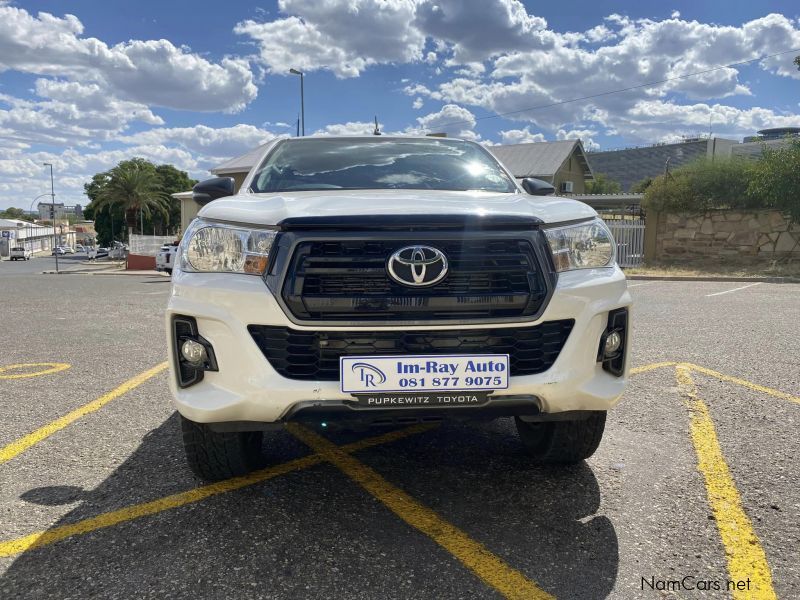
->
xmin=167 ymin=136 xmax=631 ymax=481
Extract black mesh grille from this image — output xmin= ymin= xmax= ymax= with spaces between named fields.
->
xmin=248 ymin=320 xmax=574 ymax=381
xmin=280 ymin=238 xmax=547 ymax=321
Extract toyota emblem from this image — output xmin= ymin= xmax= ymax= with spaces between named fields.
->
xmin=387 ymin=245 xmax=449 ymax=287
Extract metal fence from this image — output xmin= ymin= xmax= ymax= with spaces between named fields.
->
xmin=604 ymin=218 xmax=645 ymax=267
xmin=128 ymin=234 xmax=175 ymax=257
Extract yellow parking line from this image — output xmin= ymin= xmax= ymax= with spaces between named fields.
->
xmin=0 ymin=424 xmax=433 ymax=558
xmin=287 ymin=424 xmax=554 ymax=600
xmin=0 ymin=362 xmax=168 ymax=465
xmin=684 ymin=363 xmax=800 ymax=406
xmin=0 ymin=362 xmax=70 ymax=380
xmin=676 ymin=366 xmax=776 ymax=600
xmin=631 ymin=361 xmax=676 ymax=375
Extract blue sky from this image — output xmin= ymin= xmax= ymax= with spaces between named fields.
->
xmin=1 ymin=0 xmax=799 ymax=209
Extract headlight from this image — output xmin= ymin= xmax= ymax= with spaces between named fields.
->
xmin=544 ymin=218 xmax=615 ymax=272
xmin=179 ymin=219 xmax=277 ymax=275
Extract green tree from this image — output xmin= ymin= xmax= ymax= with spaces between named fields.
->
xmin=585 ymin=173 xmax=622 ymax=194
xmin=630 ymin=177 xmax=654 ymax=194
xmin=83 ymin=158 xmax=196 ymax=245
xmin=748 ymin=139 xmax=800 ymax=223
xmin=795 ymin=55 xmax=800 ymax=71
xmin=0 ymin=207 xmax=36 ymax=222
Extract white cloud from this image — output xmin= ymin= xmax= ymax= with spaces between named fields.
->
xmin=313 ymin=121 xmax=381 ymax=136
xmin=413 ymin=97 xmax=424 ymax=109
xmin=414 ymin=0 xmax=552 ymax=63
xmin=0 ymin=5 xmax=257 ymax=111
xmin=121 ymin=124 xmax=282 ymax=162
xmin=235 ymin=0 xmax=424 ymax=78
xmin=556 ymin=128 xmax=599 ymax=150
xmin=498 ymin=127 xmax=546 ymax=144
xmin=406 ymin=13 xmax=800 ymax=144
xmin=411 ymin=104 xmax=480 ymax=140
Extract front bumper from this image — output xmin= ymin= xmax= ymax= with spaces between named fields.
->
xmin=166 ymin=266 xmax=632 ymax=424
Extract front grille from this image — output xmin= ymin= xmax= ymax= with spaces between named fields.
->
xmin=280 ymin=238 xmax=548 ymax=322
xmin=248 ymin=320 xmax=574 ymax=381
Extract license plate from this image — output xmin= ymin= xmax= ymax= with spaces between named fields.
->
xmin=340 ymin=354 xmax=509 ymax=394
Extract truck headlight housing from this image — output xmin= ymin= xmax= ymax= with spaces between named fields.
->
xmin=544 ymin=218 xmax=615 ymax=272
xmin=179 ymin=219 xmax=277 ymax=275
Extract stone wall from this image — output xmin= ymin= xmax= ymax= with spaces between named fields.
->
xmin=652 ymin=210 xmax=800 ymax=259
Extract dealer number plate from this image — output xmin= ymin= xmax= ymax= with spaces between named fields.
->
xmin=340 ymin=354 xmax=509 ymax=394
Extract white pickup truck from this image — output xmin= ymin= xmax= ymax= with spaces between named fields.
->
xmin=168 ymin=136 xmax=631 ymax=481
xmin=9 ymin=247 xmax=32 ymax=261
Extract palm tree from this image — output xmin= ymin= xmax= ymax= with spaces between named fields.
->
xmin=94 ymin=161 xmax=170 ymax=239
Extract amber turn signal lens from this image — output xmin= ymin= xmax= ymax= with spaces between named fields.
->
xmin=243 ymin=254 xmax=269 ymax=274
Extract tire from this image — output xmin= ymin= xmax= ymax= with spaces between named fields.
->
xmin=165 ymin=268 xmax=172 ymax=275
xmin=180 ymin=415 xmax=264 ymax=481
xmin=515 ymin=411 xmax=606 ymax=464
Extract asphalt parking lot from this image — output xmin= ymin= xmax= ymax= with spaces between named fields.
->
xmin=0 ymin=266 xmax=798 ymax=599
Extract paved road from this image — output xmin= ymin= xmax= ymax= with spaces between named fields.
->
xmin=0 ymin=272 xmax=797 ymax=599
xmin=0 ymin=253 xmax=92 ymax=274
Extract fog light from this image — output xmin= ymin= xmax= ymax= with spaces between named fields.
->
xmin=181 ymin=339 xmax=207 ymax=365
xmin=604 ymin=330 xmax=622 ymax=356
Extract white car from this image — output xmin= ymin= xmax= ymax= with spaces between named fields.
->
xmin=156 ymin=244 xmax=178 ymax=274
xmin=9 ymin=247 xmax=32 ymax=260
xmin=167 ymin=136 xmax=631 ymax=481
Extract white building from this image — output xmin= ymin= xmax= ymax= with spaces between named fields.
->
xmin=0 ymin=218 xmax=74 ymax=257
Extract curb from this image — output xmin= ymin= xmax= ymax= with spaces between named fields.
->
xmin=626 ymin=274 xmax=799 ymax=284
xmin=42 ymin=270 xmax=167 ymax=277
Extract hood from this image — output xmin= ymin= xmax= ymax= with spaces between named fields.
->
xmin=197 ymin=189 xmax=597 ymax=227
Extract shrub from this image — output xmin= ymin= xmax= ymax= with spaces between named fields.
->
xmin=748 ymin=140 xmax=800 ymax=223
xmin=643 ymin=158 xmax=756 ymax=214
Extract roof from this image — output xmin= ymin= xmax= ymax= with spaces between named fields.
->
xmin=487 ymin=140 xmax=593 ymax=179
xmin=566 ymin=193 xmax=643 ymax=209
xmin=211 ymin=141 xmax=275 ymax=175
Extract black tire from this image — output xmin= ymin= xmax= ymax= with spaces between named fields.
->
xmin=515 ymin=411 xmax=606 ymax=464
xmin=180 ymin=415 xmax=264 ymax=481
xmin=165 ymin=268 xmax=172 ymax=275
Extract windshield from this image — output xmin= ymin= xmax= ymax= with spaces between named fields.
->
xmin=249 ymin=138 xmax=517 ymax=193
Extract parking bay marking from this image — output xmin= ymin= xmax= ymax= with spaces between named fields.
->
xmin=676 ymin=366 xmax=777 ymax=600
xmin=0 ymin=362 xmax=70 ymax=380
xmin=705 ymin=282 xmax=762 ymax=297
xmin=0 ymin=361 xmax=794 ymax=596
xmin=0 ymin=424 xmax=434 ymax=558
xmin=287 ymin=423 xmax=554 ymax=600
xmin=0 ymin=362 xmax=168 ymax=465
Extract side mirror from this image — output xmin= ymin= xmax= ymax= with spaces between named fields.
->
xmin=193 ymin=177 xmax=235 ymax=205
xmin=521 ymin=177 xmax=556 ymax=196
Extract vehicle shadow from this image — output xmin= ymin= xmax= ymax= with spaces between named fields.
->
xmin=1 ymin=416 xmax=617 ymax=599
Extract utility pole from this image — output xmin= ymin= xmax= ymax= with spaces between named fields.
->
xmin=289 ymin=68 xmax=305 ymax=136
xmin=43 ymin=163 xmax=58 ymax=273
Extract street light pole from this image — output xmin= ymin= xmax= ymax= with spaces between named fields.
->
xmin=43 ymin=162 xmax=58 ymax=273
xmin=289 ymin=68 xmax=305 ymax=136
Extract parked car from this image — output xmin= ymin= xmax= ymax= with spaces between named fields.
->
xmin=62 ymin=246 xmax=75 ymax=254
xmin=76 ymin=244 xmax=86 ymax=253
xmin=51 ymin=246 xmax=67 ymax=256
xmin=167 ymin=136 xmax=631 ymax=481
xmin=156 ymin=243 xmax=179 ymax=274
xmin=95 ymin=247 xmax=109 ymax=258
xmin=9 ymin=247 xmax=32 ymax=261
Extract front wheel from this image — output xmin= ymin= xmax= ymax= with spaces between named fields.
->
xmin=515 ymin=412 xmax=606 ymax=464
xmin=180 ymin=415 xmax=264 ymax=481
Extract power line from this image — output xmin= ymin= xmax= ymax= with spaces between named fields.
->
xmin=423 ymin=47 xmax=800 ymax=132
